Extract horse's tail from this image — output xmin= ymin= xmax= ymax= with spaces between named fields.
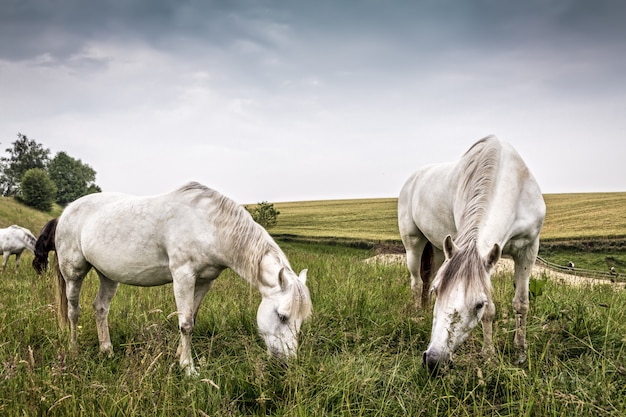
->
xmin=32 ymin=219 xmax=57 ymax=275
xmin=55 ymin=251 xmax=68 ymax=327
xmin=24 ymin=231 xmax=37 ymax=253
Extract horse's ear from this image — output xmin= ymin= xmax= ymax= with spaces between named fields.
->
xmin=298 ymin=269 xmax=308 ymax=284
xmin=278 ymin=267 xmax=288 ymax=290
xmin=443 ymin=235 xmax=457 ymax=259
xmin=484 ymin=243 xmax=501 ymax=270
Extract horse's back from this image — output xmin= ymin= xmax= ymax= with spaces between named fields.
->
xmin=399 ymin=136 xmax=545 ymax=253
xmin=398 ymin=162 xmax=458 ymax=248
xmin=56 ymin=189 xmax=225 ymax=285
xmin=485 ymin=140 xmax=545 ymax=248
xmin=0 ymin=224 xmax=35 ymax=253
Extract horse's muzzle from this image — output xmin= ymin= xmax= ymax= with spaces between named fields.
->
xmin=423 ymin=350 xmax=453 ymax=374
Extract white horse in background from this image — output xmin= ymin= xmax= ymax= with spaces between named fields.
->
xmin=0 ymin=224 xmax=36 ymax=272
xmin=398 ymin=136 xmax=545 ymax=372
xmin=33 ymin=182 xmax=312 ymax=376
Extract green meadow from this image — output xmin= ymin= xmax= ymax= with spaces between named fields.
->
xmin=1 ymin=193 xmax=625 ymax=416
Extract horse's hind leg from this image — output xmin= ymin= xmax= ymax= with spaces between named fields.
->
xmin=422 ymin=244 xmax=445 ymax=308
xmin=2 ymin=251 xmax=8 ymax=272
xmin=65 ymin=278 xmax=85 ymax=353
xmin=192 ymin=280 xmax=214 ymax=323
xmin=93 ymin=272 xmax=119 ymax=357
xmin=481 ymin=299 xmax=496 ymax=357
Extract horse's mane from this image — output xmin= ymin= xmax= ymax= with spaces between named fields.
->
xmin=33 ymin=218 xmax=57 ymax=274
xmin=435 ymin=242 xmax=491 ymax=302
xmin=175 ymin=182 xmax=289 ymax=285
xmin=288 ymin=275 xmax=313 ymax=319
xmin=455 ymin=135 xmax=501 ymax=246
xmin=435 ymin=136 xmax=501 ymax=300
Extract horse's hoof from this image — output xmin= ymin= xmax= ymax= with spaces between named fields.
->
xmin=184 ymin=365 xmax=199 ymax=377
xmin=100 ymin=344 xmax=114 ymax=358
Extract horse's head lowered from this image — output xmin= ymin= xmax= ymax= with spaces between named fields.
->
xmin=256 ymin=267 xmax=312 ymax=360
xmin=424 ymin=235 xmax=500 ymax=373
xmin=32 ymin=219 xmax=57 ymax=275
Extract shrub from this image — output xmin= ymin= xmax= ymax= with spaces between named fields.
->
xmin=20 ymin=168 xmax=57 ymax=211
xmin=247 ymin=201 xmax=280 ymax=229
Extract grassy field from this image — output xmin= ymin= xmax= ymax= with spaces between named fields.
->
xmin=270 ymin=198 xmax=400 ymax=242
xmin=270 ymin=192 xmax=626 ymax=243
xmin=1 ymin=242 xmax=625 ymax=416
xmin=541 ymin=193 xmax=626 ymax=240
xmin=269 ymin=192 xmax=626 ymax=273
xmin=0 ymin=197 xmax=62 ymax=233
xmin=1 ymin=193 xmax=625 ymax=416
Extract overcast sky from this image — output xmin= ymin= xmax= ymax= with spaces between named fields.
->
xmin=1 ymin=0 xmax=625 ymax=203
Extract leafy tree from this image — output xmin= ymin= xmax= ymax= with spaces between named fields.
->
xmin=48 ymin=151 xmax=100 ymax=205
xmin=0 ymin=133 xmax=50 ymax=196
xmin=20 ymin=168 xmax=57 ymax=211
xmin=247 ymin=201 xmax=280 ymax=229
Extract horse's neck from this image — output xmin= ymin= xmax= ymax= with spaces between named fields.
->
xmin=454 ymin=180 xmax=520 ymax=256
xmin=259 ymin=252 xmax=289 ymax=288
xmin=222 ymin=232 xmax=287 ymax=293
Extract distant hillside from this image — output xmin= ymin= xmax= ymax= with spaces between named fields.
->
xmin=0 ymin=197 xmax=61 ymax=235
xmin=3 ymin=192 xmax=625 ymax=244
xmin=270 ymin=193 xmax=626 ymax=244
xmin=541 ymin=193 xmax=626 ymax=240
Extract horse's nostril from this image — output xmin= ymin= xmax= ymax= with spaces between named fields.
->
xmin=423 ymin=351 xmax=442 ymax=374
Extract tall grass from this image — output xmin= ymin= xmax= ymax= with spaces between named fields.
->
xmin=1 ymin=244 xmax=625 ymax=416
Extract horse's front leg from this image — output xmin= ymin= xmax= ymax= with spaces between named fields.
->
xmin=172 ymin=269 xmax=198 ymax=376
xmin=2 ymin=251 xmax=9 ymax=272
xmin=512 ymin=245 xmax=538 ymax=365
xmin=481 ymin=300 xmax=496 ymax=356
xmin=14 ymin=252 xmax=22 ymax=269
xmin=93 ymin=273 xmax=119 ymax=357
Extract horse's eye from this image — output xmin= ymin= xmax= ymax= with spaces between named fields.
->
xmin=277 ymin=313 xmax=289 ymax=323
xmin=475 ymin=301 xmax=486 ymax=311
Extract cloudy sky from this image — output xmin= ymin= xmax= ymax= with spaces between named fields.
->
xmin=1 ymin=0 xmax=625 ymax=203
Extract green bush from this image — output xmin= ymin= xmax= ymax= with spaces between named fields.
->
xmin=247 ymin=201 xmax=280 ymax=229
xmin=20 ymin=168 xmax=57 ymax=211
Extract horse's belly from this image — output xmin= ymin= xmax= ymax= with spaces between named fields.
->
xmin=94 ymin=261 xmax=174 ymax=287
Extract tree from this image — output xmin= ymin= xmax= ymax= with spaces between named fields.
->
xmin=48 ymin=151 xmax=100 ymax=205
xmin=20 ymin=168 xmax=57 ymax=211
xmin=0 ymin=133 xmax=50 ymax=196
xmin=247 ymin=201 xmax=280 ymax=229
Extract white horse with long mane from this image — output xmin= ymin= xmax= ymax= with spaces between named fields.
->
xmin=1 ymin=224 xmax=36 ymax=272
xmin=33 ymin=182 xmax=312 ymax=376
xmin=398 ymin=136 xmax=545 ymax=372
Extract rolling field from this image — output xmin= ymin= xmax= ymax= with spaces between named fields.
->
xmin=1 ymin=193 xmax=625 ymax=416
xmin=541 ymin=193 xmax=626 ymax=240
xmin=270 ymin=198 xmax=400 ymax=242
xmin=270 ymin=192 xmax=626 ymax=243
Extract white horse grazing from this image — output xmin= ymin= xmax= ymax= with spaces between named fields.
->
xmin=0 ymin=225 xmax=36 ymax=272
xmin=398 ymin=136 xmax=545 ymax=372
xmin=33 ymin=182 xmax=312 ymax=376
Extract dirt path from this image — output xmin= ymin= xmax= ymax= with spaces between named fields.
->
xmin=365 ymin=254 xmax=626 ymax=289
